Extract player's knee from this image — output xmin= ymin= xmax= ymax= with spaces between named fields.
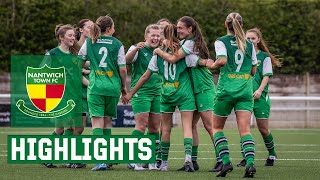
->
xmin=74 ymin=127 xmax=84 ymax=135
xmin=258 ymin=126 xmax=269 ymax=136
xmin=147 ymin=126 xmax=158 ymax=133
xmin=192 ymin=121 xmax=198 ymax=129
xmin=136 ymin=124 xmax=147 ymax=132
xmin=192 ymin=123 xmax=198 ymax=132
xmin=161 ymin=126 xmax=171 ymax=135
xmin=149 ymin=120 xmax=161 ymax=131
xmin=55 ymin=128 xmax=64 ymax=135
xmin=204 ymin=123 xmax=213 ymax=134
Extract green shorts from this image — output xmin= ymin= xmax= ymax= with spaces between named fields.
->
xmin=82 ymin=98 xmax=88 ymax=113
xmin=131 ymin=94 xmax=160 ymax=114
xmin=54 ymin=117 xmax=83 ymax=128
xmin=213 ymin=98 xmax=253 ymax=117
xmin=54 ymin=118 xmax=72 ymax=128
xmin=87 ymin=94 xmax=118 ymax=118
xmin=195 ymin=89 xmax=215 ymax=112
xmin=161 ymin=99 xmax=196 ymax=113
xmin=253 ymin=92 xmax=270 ymax=119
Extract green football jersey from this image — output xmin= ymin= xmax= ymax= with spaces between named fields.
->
xmin=147 ymin=52 xmax=199 ymax=106
xmin=127 ymin=44 xmax=161 ymax=95
xmin=82 ymin=68 xmax=89 ymax=99
xmin=79 ymin=35 xmax=126 ymax=97
xmin=47 ymin=47 xmax=89 ymax=99
xmin=180 ymin=39 xmax=215 ymax=93
xmin=44 ymin=47 xmax=80 ymax=69
xmin=253 ymin=50 xmax=273 ymax=93
xmin=43 ymin=47 xmax=72 ymax=67
xmin=215 ymin=35 xmax=257 ymax=100
xmin=45 ymin=47 xmax=82 ymax=110
xmin=46 ymin=47 xmax=71 ymax=55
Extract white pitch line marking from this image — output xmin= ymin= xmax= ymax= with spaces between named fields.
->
xmin=170 ymin=157 xmax=320 ymax=161
xmin=0 ymin=150 xmax=319 ymax=154
xmin=0 ymin=131 xmax=130 ymax=135
xmin=171 ymin=144 xmax=320 ymax=147
xmin=170 ymin=150 xmax=320 ymax=153
xmin=0 ymin=143 xmax=319 ymax=147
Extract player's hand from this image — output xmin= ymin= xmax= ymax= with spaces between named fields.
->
xmin=206 ymin=59 xmax=214 ymax=68
xmin=121 ymin=87 xmax=127 ymax=97
xmin=135 ymin=42 xmax=145 ymax=51
xmin=173 ymin=42 xmax=179 ymax=50
xmin=253 ymin=89 xmax=262 ymax=100
xmin=153 ymin=48 xmax=162 ymax=55
xmin=82 ymin=68 xmax=90 ymax=75
xmin=122 ymin=92 xmax=133 ymax=104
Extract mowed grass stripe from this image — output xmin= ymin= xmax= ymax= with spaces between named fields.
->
xmin=1 ymin=154 xmax=319 ymax=161
xmin=1 ymin=143 xmax=319 ymax=146
xmin=170 ymin=157 xmax=320 ymax=161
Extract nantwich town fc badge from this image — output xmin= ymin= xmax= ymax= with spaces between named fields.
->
xmin=16 ymin=65 xmax=75 ymax=118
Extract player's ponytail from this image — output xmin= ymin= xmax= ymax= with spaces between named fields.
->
xmin=226 ymin=12 xmax=246 ymax=52
xmin=91 ymin=15 xmax=114 ymax=43
xmin=90 ymin=23 xmax=101 ymax=43
xmin=55 ymin=24 xmax=64 ymax=44
xmin=163 ymin=24 xmax=180 ymax=54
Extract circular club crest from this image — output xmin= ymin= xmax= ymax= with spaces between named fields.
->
xmin=257 ymin=60 xmax=261 ymax=67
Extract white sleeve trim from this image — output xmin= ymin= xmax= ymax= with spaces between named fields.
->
xmin=78 ymin=39 xmax=87 ymax=60
xmin=148 ymin=55 xmax=159 ymax=72
xmin=182 ymin=40 xmax=195 ymax=55
xmin=185 ymin=54 xmax=199 ymax=67
xmin=117 ymin=45 xmax=126 ymax=65
xmin=263 ymin=57 xmax=273 ymax=75
xmin=252 ymin=45 xmax=258 ymax=65
xmin=214 ymin=40 xmax=227 ymax=58
xmin=126 ymin=45 xmax=138 ymax=63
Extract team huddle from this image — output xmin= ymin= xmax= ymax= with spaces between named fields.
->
xmin=43 ymin=12 xmax=282 ymax=178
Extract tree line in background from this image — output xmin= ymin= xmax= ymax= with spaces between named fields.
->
xmin=0 ymin=0 xmax=319 ymax=74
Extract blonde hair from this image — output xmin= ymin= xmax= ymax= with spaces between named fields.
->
xmin=226 ymin=12 xmax=246 ymax=52
xmin=162 ymin=24 xmax=180 ymax=54
xmin=145 ymin=24 xmax=160 ymax=35
xmin=90 ymin=15 xmax=114 ymax=43
xmin=247 ymin=28 xmax=282 ymax=67
xmin=54 ymin=24 xmax=79 ymax=55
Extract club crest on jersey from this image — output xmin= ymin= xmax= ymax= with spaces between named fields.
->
xmin=16 ymin=64 xmax=75 ymax=118
xmin=257 ymin=60 xmax=261 ymax=67
xmin=230 ymin=40 xmax=238 ymax=47
xmin=144 ymin=53 xmax=148 ymax=57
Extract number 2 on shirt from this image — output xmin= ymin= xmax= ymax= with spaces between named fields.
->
xmin=235 ymin=49 xmax=244 ymax=72
xmin=99 ymin=47 xmax=108 ymax=67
